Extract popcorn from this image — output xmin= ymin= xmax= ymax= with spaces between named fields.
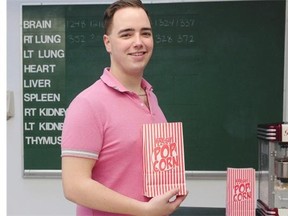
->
xmin=143 ymin=122 xmax=187 ymax=197
xmin=226 ymin=168 xmax=256 ymax=216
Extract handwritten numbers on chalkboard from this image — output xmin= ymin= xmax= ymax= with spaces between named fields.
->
xmin=154 ymin=34 xmax=195 ymax=45
xmin=152 ymin=15 xmax=197 ymax=46
xmin=176 ymin=34 xmax=195 ymax=44
xmin=154 ymin=17 xmax=196 ymax=28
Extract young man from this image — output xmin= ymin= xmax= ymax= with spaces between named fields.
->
xmin=61 ymin=0 xmax=187 ymax=215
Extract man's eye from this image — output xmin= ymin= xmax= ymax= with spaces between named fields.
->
xmin=121 ymin=33 xmax=131 ymax=38
xmin=143 ymin=32 xmax=152 ymax=37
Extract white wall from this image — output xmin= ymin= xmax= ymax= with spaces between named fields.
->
xmin=6 ymin=0 xmax=288 ymax=215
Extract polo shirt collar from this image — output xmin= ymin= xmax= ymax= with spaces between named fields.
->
xmin=100 ymin=67 xmax=153 ymax=93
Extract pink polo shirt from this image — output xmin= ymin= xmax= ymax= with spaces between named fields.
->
xmin=61 ymin=67 xmax=167 ymax=216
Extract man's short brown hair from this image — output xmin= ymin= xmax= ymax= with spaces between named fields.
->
xmin=103 ymin=0 xmax=150 ymax=35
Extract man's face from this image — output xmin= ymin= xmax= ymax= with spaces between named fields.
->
xmin=103 ymin=7 xmax=154 ymax=76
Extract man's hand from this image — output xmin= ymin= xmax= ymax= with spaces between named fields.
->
xmin=142 ymin=188 xmax=188 ymax=216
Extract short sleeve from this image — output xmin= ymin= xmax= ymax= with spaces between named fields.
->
xmin=61 ymin=95 xmax=104 ymax=159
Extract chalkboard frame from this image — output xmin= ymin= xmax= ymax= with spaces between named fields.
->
xmin=21 ymin=0 xmax=287 ymax=178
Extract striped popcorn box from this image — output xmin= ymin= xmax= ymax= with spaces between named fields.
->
xmin=226 ymin=168 xmax=256 ymax=216
xmin=142 ymin=122 xmax=187 ymax=197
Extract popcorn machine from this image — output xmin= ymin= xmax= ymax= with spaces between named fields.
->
xmin=257 ymin=123 xmax=288 ymax=216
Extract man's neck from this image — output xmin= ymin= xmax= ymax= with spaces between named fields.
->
xmin=109 ymin=67 xmax=144 ymax=93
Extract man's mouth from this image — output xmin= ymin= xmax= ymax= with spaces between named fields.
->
xmin=129 ymin=52 xmax=146 ymax=56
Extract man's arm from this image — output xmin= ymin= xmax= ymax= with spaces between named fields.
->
xmin=62 ymin=157 xmax=187 ymax=216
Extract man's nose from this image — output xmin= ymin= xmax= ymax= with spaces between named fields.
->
xmin=133 ymin=34 xmax=144 ymax=47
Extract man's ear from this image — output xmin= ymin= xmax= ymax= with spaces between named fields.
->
xmin=103 ymin=34 xmax=111 ymax=53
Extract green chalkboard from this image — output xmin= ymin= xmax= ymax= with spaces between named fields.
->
xmin=22 ymin=0 xmax=285 ymax=175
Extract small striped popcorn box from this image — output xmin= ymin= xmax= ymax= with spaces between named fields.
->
xmin=142 ymin=122 xmax=187 ymax=197
xmin=226 ymin=168 xmax=256 ymax=216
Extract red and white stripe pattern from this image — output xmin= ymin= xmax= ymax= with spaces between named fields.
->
xmin=226 ymin=168 xmax=256 ymax=216
xmin=143 ymin=122 xmax=186 ymax=197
